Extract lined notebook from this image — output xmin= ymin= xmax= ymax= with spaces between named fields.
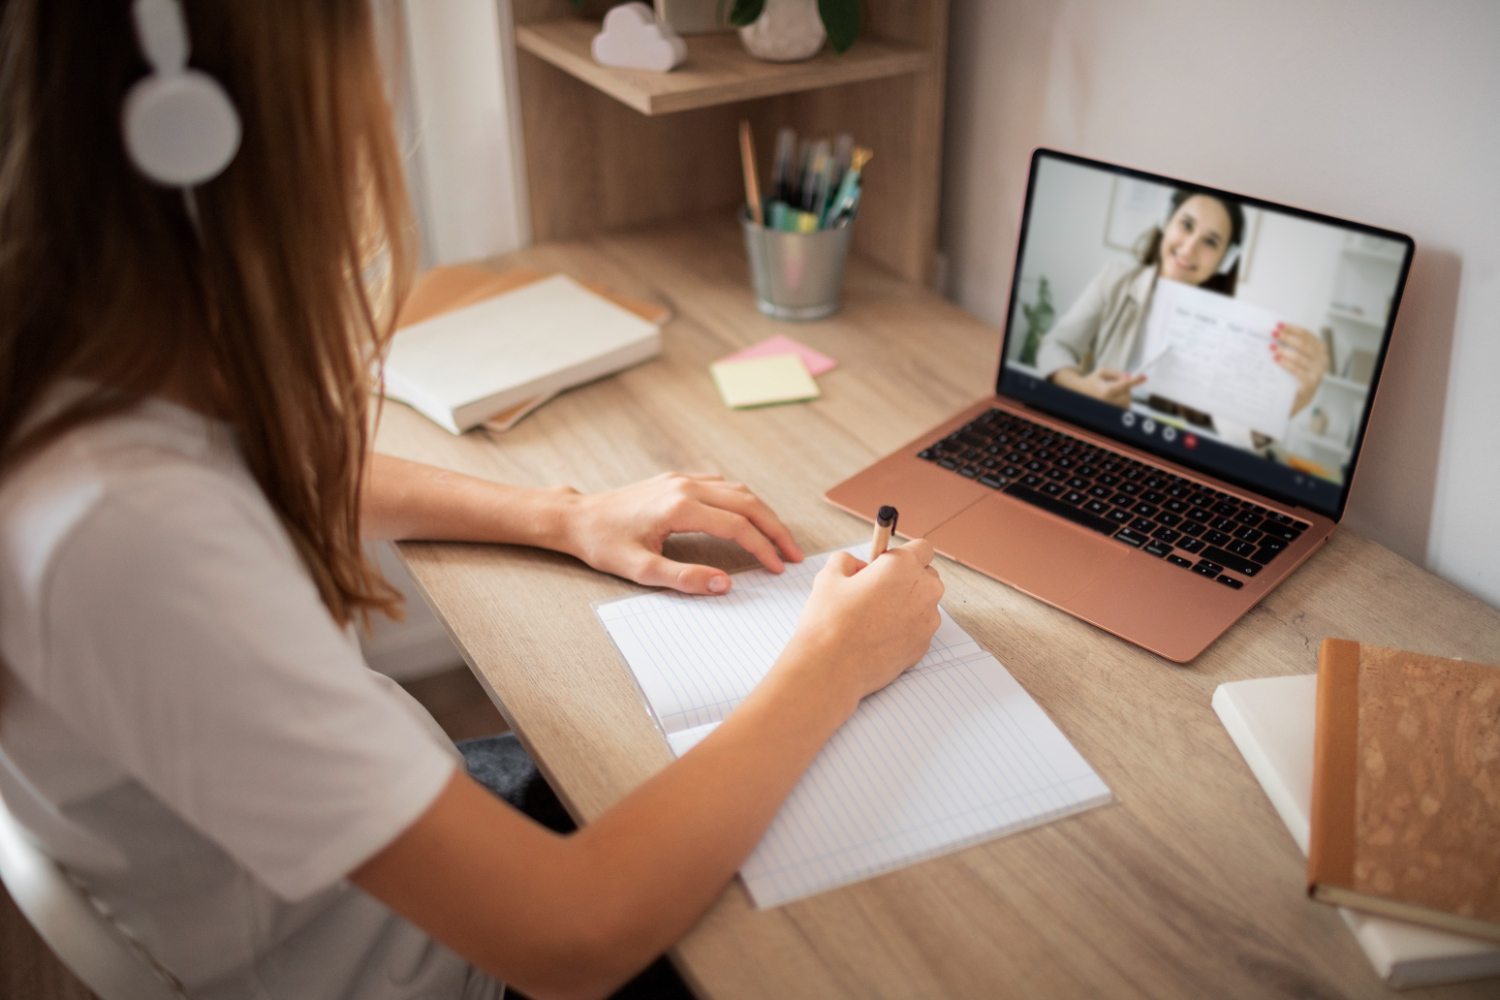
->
xmin=595 ymin=545 xmax=1112 ymax=908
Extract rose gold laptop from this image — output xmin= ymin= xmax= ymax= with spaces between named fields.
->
xmin=827 ymin=150 xmax=1413 ymax=662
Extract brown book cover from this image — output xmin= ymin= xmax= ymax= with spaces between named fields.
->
xmin=395 ymin=265 xmax=670 ymax=328
xmin=1308 ymin=638 xmax=1500 ymax=942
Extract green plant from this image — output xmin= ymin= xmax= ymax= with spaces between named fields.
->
xmin=1019 ymin=276 xmax=1055 ymax=366
xmin=726 ymin=0 xmax=862 ymax=54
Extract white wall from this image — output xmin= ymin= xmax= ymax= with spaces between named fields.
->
xmin=1235 ymin=212 xmax=1344 ymax=328
xmin=940 ymin=0 xmax=1500 ymax=607
xmin=401 ymin=0 xmax=530 ymax=265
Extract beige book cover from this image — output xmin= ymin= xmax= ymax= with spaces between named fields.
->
xmin=383 ymin=266 xmax=669 ymax=434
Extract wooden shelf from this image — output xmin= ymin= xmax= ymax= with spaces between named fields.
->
xmin=510 ymin=0 xmax=948 ymax=284
xmin=1322 ymin=373 xmax=1370 ymax=392
xmin=515 ymin=18 xmax=929 ymax=115
xmin=1326 ymin=306 xmax=1385 ymax=328
xmin=1340 ymin=245 xmax=1404 ymax=265
xmin=1297 ymin=430 xmax=1352 ymax=454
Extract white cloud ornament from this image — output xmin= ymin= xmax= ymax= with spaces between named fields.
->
xmin=592 ymin=3 xmax=688 ymax=72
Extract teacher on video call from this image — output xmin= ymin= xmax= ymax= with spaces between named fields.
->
xmin=1036 ymin=189 xmax=1330 ymax=432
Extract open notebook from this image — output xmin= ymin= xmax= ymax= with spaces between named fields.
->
xmin=594 ymin=545 xmax=1113 ymax=908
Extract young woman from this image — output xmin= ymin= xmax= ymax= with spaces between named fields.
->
xmin=0 ymin=3 xmax=943 ymax=999
xmin=1037 ymin=190 xmax=1329 ymax=425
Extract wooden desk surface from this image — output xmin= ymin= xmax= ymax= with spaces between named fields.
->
xmin=373 ymin=218 xmax=1500 ymax=1000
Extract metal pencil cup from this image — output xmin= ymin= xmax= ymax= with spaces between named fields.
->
xmin=740 ymin=211 xmax=854 ymax=321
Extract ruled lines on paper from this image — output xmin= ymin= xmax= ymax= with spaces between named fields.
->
xmin=595 ymin=545 xmax=1112 ymax=907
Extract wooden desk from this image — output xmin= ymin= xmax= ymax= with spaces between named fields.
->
xmin=373 ymin=218 xmax=1500 ymax=1000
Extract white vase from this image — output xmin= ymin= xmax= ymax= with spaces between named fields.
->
xmin=738 ymin=0 xmax=826 ymax=62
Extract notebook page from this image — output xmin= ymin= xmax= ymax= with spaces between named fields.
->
xmin=597 ymin=545 xmax=1113 ymax=908
xmin=596 ymin=546 xmax=978 ymax=733
xmin=741 ymin=649 xmax=1110 ymax=907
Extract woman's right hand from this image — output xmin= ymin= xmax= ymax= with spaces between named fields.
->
xmin=779 ymin=540 xmax=944 ymax=705
xmin=1052 ymin=366 xmax=1147 ymax=408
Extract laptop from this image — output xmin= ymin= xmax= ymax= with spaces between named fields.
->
xmin=826 ymin=149 xmax=1414 ymax=662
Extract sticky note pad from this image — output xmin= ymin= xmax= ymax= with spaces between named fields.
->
xmin=710 ymin=354 xmax=820 ymax=409
xmin=718 ymin=335 xmax=838 ymax=376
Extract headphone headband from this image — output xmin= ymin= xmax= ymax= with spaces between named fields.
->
xmin=134 ymin=0 xmax=188 ymax=72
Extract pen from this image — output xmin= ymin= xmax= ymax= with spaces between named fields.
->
xmin=869 ymin=505 xmax=899 ymax=561
xmin=833 ymin=132 xmax=853 ymax=187
xmin=809 ymin=147 xmax=837 ymax=221
xmin=771 ymin=127 xmax=797 ymax=204
xmin=739 ymin=120 xmax=763 ymax=226
xmin=823 ymin=146 xmax=872 ymax=228
xmin=801 ymin=139 xmax=830 ymax=212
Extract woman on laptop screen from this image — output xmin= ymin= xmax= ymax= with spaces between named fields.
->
xmin=1036 ymin=189 xmax=1330 ymax=445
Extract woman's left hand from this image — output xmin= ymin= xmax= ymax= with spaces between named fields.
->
xmin=1272 ymin=323 xmax=1329 ymax=417
xmin=553 ymin=473 xmax=804 ymax=595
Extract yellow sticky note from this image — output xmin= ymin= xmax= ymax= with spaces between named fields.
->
xmin=710 ymin=353 xmax=820 ymax=408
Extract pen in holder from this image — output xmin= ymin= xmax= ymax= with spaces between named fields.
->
xmin=740 ymin=210 xmax=854 ymax=321
xmin=738 ymin=123 xmax=866 ymax=321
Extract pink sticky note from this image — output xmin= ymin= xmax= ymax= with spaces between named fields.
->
xmin=719 ymin=335 xmax=837 ymax=377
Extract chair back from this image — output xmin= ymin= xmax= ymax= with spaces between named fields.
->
xmin=0 ymin=787 xmax=182 ymax=1000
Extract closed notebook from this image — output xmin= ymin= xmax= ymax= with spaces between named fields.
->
xmin=1214 ymin=674 xmax=1500 ymax=988
xmin=1309 ymin=639 xmax=1500 ymax=942
xmin=383 ymin=269 xmax=666 ymax=434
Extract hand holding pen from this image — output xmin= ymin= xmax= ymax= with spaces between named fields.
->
xmin=793 ymin=504 xmax=941 ymax=700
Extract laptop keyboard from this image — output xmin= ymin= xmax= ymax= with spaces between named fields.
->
xmin=916 ymin=409 xmax=1310 ymax=589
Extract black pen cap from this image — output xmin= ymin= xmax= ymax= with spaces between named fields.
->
xmin=877 ymin=506 xmax=898 ymax=529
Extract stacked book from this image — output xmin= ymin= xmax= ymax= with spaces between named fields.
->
xmin=382 ymin=266 xmax=669 ymax=434
xmin=1214 ymin=640 xmax=1500 ymax=988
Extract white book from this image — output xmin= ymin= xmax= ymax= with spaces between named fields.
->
xmin=1213 ymin=674 xmax=1500 ymax=989
xmin=382 ymin=274 xmax=662 ymax=434
xmin=595 ymin=545 xmax=1113 ymax=909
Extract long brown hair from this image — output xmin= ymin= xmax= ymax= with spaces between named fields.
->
xmin=0 ymin=0 xmax=414 ymax=626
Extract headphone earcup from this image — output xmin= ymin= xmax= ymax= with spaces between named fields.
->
xmin=122 ymin=69 xmax=240 ymax=186
xmin=1217 ymin=242 xmax=1241 ymax=276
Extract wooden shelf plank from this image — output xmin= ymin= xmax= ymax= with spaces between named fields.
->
xmin=1327 ymin=306 xmax=1385 ymax=328
xmin=516 ymin=18 xmax=929 ymax=115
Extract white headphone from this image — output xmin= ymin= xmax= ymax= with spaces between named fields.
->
xmin=121 ymin=0 xmax=240 ymax=188
xmin=1160 ymin=193 xmax=1241 ymax=276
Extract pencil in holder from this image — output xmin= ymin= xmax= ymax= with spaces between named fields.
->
xmin=740 ymin=210 xmax=854 ymax=321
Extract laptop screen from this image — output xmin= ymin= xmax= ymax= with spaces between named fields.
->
xmin=997 ymin=149 xmax=1412 ymax=520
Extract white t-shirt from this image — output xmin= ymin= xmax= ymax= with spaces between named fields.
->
xmin=0 ymin=394 xmax=502 ymax=1000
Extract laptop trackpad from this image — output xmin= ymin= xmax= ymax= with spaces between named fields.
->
xmin=925 ymin=494 xmax=1130 ymax=606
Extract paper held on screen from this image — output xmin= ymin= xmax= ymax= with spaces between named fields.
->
xmin=1139 ymin=279 xmax=1300 ymax=441
xmin=595 ymin=546 xmax=1112 ymax=909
